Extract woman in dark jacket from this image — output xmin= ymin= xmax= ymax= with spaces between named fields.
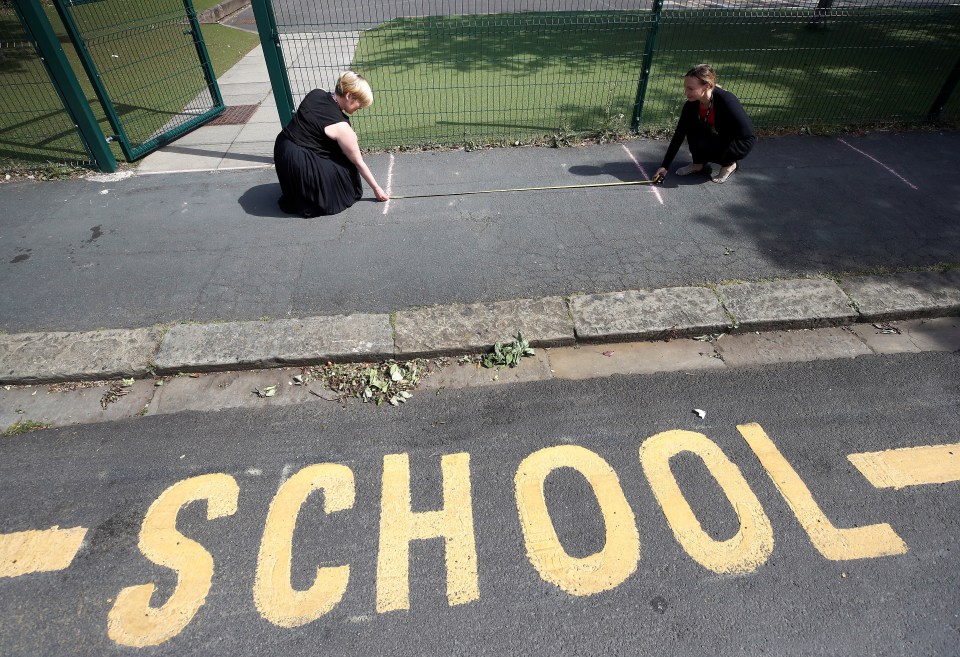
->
xmin=655 ymin=64 xmax=755 ymax=184
xmin=274 ymin=71 xmax=388 ymax=217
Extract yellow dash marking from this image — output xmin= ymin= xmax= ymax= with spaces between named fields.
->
xmin=848 ymin=442 xmax=960 ymax=490
xmin=0 ymin=526 xmax=87 ymax=578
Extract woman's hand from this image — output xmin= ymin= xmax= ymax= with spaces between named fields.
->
xmin=374 ymin=186 xmax=389 ymax=202
xmin=655 ymin=166 xmax=668 ymax=182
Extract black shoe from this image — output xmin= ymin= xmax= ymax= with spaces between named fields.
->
xmin=278 ymin=195 xmax=296 ymax=214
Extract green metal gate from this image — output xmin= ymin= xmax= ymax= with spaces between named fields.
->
xmin=52 ymin=0 xmax=224 ymax=161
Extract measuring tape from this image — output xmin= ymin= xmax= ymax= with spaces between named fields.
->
xmin=389 ymin=175 xmax=664 ymax=200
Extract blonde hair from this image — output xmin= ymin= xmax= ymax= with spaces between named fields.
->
xmin=685 ymin=64 xmax=717 ymax=88
xmin=335 ymin=71 xmax=373 ymax=108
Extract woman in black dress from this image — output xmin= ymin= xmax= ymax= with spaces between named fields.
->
xmin=654 ymin=64 xmax=755 ymax=184
xmin=274 ymin=71 xmax=389 ymax=216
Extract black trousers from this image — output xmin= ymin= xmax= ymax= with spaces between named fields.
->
xmin=688 ymin=128 xmax=755 ymax=167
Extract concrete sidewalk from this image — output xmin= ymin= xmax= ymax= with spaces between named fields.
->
xmin=135 ymin=44 xmax=279 ymax=174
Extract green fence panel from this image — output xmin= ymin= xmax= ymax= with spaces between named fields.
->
xmin=260 ymin=1 xmax=652 ymax=149
xmin=1 ymin=2 xmax=110 ymax=170
xmin=640 ymin=0 xmax=960 ymax=130
xmin=53 ymin=0 xmax=224 ymax=161
xmin=257 ymin=0 xmax=960 ymax=150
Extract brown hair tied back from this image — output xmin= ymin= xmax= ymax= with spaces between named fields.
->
xmin=685 ymin=63 xmax=717 ymax=88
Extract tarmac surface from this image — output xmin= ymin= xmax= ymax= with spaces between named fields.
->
xmin=1 ymin=42 xmax=958 ymax=428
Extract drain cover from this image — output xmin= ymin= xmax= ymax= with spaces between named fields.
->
xmin=207 ymin=104 xmax=259 ymax=126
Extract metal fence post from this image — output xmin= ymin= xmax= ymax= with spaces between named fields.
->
xmin=250 ymin=0 xmax=294 ymax=126
xmin=51 ymin=0 xmax=129 ymax=154
xmin=182 ymin=0 xmax=225 ymax=111
xmin=927 ymin=54 xmax=960 ymax=121
xmin=631 ymin=0 xmax=664 ymax=132
xmin=11 ymin=0 xmax=117 ymax=172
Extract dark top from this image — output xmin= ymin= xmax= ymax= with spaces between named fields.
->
xmin=660 ymin=87 xmax=755 ymax=169
xmin=281 ymin=89 xmax=350 ymax=159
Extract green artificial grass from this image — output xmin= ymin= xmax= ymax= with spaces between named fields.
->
xmin=350 ymin=8 xmax=960 ymax=149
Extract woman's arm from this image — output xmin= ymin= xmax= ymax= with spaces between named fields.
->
xmin=325 ymin=122 xmax=389 ymax=201
xmin=660 ymin=104 xmax=694 ymax=171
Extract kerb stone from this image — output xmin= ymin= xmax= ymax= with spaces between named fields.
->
xmin=570 ymin=286 xmax=729 ymax=342
xmin=394 ymin=297 xmax=574 ymax=357
xmin=718 ymin=278 xmax=855 ymax=331
xmin=0 ymin=328 xmax=162 ymax=384
xmin=153 ymin=315 xmax=393 ymax=372
xmin=839 ymin=270 xmax=960 ymax=321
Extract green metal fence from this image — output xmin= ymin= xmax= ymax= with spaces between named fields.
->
xmin=1 ymin=0 xmax=223 ymax=172
xmin=1 ymin=2 xmax=97 ymax=168
xmin=255 ymin=0 xmax=960 ymax=149
xmin=52 ymin=0 xmax=223 ymax=161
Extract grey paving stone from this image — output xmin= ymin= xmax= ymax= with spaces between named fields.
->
xmin=149 ymin=369 xmax=322 ymax=415
xmin=715 ymin=328 xmax=872 ymax=367
xmin=570 ymin=286 xmax=730 ymax=342
xmin=0 ymin=381 xmax=154 ymax=429
xmin=419 ymin=352 xmax=554 ymax=390
xmin=547 ymin=339 xmax=724 ymax=380
xmin=840 ymin=270 xmax=960 ymax=321
xmin=153 ymin=315 xmax=393 ymax=372
xmin=0 ymin=328 xmax=162 ymax=384
xmin=848 ymin=321 xmax=924 ymax=355
xmin=718 ymin=278 xmax=856 ymax=331
xmin=875 ymin=316 xmax=960 ymax=352
xmin=394 ymin=297 xmax=574 ymax=357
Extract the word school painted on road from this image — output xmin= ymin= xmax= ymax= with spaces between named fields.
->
xmin=59 ymin=423 xmax=956 ymax=647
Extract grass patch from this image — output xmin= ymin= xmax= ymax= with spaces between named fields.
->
xmin=350 ymin=8 xmax=960 ymax=149
xmin=3 ymin=419 xmax=52 ymax=436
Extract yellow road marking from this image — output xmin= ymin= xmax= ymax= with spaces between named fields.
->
xmin=738 ymin=423 xmax=908 ymax=561
xmin=107 ymin=473 xmax=239 ymax=648
xmin=640 ymin=430 xmax=774 ymax=574
xmin=515 ymin=445 xmax=640 ymax=595
xmin=376 ymin=453 xmax=479 ymax=613
xmin=254 ymin=463 xmax=354 ymax=627
xmin=848 ymin=442 xmax=960 ymax=490
xmin=0 ymin=526 xmax=87 ymax=578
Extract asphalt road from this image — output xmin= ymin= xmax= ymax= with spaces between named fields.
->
xmin=2 ymin=351 xmax=958 ymax=655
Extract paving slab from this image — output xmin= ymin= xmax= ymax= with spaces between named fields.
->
xmin=137 ymin=144 xmax=233 ymax=173
xmin=234 ymin=121 xmax=281 ymax=143
xmin=168 ymin=124 xmax=243 ymax=146
xmin=148 ymin=369 xmax=322 ymax=415
xmin=875 ymin=316 xmax=960 ymax=352
xmin=570 ymin=286 xmax=730 ymax=342
xmin=153 ymin=315 xmax=394 ymax=372
xmin=248 ymin=104 xmax=281 ymax=123
xmin=394 ymin=296 xmax=575 ymax=357
xmin=848 ymin=320 xmax=924 ymax=355
xmin=715 ymin=327 xmax=872 ymax=367
xmin=840 ymin=270 xmax=960 ymax=321
xmin=419 ymin=353 xmax=554 ymax=390
xmin=0 ymin=328 xmax=162 ymax=384
xmin=547 ymin=339 xmax=724 ymax=380
xmin=0 ymin=380 xmax=153 ymax=429
xmin=718 ymin=278 xmax=856 ymax=331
